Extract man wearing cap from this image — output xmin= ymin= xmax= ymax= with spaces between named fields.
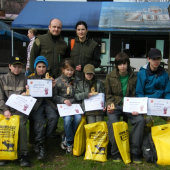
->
xmin=30 ymin=18 xmax=67 ymax=78
xmin=136 ymin=48 xmax=170 ymax=99
xmin=0 ymin=56 xmax=30 ymax=167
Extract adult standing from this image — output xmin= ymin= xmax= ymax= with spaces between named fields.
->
xmin=69 ymin=21 xmax=101 ymax=79
xmin=25 ymin=28 xmax=38 ymax=76
xmin=30 ymin=18 xmax=67 ymax=78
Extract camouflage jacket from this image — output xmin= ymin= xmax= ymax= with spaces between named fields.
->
xmin=54 ymin=75 xmax=79 ymax=104
xmin=105 ymin=68 xmax=136 ymax=107
xmin=0 ymin=70 xmax=27 ymax=115
xmin=28 ymin=72 xmax=56 ymax=110
xmin=75 ymin=78 xmax=105 ymax=115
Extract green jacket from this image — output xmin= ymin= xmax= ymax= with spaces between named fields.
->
xmin=30 ymin=31 xmax=67 ymax=78
xmin=28 ymin=72 xmax=56 ymax=111
xmin=105 ymin=68 xmax=136 ymax=107
xmin=70 ymin=37 xmax=101 ymax=79
xmin=0 ymin=71 xmax=27 ymax=115
xmin=75 ymin=78 xmax=105 ymax=116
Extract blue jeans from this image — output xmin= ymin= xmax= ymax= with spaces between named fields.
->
xmin=25 ymin=69 xmax=31 ymax=76
xmin=63 ymin=115 xmax=82 ymax=142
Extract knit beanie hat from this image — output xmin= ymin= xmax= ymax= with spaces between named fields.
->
xmin=34 ymin=56 xmax=48 ymax=69
xmin=83 ymin=64 xmax=95 ymax=75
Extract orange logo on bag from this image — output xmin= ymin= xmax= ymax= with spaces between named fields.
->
xmin=30 ymin=81 xmax=33 ymax=84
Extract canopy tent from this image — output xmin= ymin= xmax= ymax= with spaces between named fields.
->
xmin=0 ymin=21 xmax=29 ymax=41
xmin=11 ymin=1 xmax=170 ymax=32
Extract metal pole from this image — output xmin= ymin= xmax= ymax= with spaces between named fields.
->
xmin=121 ymin=39 xmax=124 ymax=52
xmin=109 ymin=32 xmax=111 ymax=71
xmin=11 ymin=29 xmax=13 ymax=56
xmin=1 ymin=0 xmax=3 ymax=10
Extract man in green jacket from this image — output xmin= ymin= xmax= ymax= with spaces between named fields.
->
xmin=30 ymin=18 xmax=67 ymax=78
xmin=105 ymin=52 xmax=145 ymax=164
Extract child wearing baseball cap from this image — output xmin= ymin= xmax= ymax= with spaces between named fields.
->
xmin=0 ymin=56 xmax=30 ymax=167
xmin=75 ymin=64 xmax=106 ymax=124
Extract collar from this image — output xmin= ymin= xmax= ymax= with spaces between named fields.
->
xmin=147 ymin=63 xmax=165 ymax=77
xmin=35 ymin=71 xmax=46 ymax=79
xmin=47 ymin=30 xmax=62 ymax=41
xmin=8 ymin=70 xmax=22 ymax=77
xmin=30 ymin=36 xmax=35 ymax=42
xmin=61 ymin=74 xmax=75 ymax=82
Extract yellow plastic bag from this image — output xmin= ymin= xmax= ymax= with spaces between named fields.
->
xmin=113 ymin=121 xmax=131 ymax=164
xmin=152 ymin=124 xmax=170 ymax=165
xmin=84 ymin=121 xmax=109 ymax=162
xmin=73 ymin=116 xmax=86 ymax=156
xmin=0 ymin=115 xmax=20 ymax=160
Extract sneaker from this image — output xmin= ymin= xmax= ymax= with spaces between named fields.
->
xmin=61 ymin=134 xmax=67 ymax=150
xmin=19 ymin=154 xmax=31 ymax=167
xmin=0 ymin=161 xmax=8 ymax=166
xmin=66 ymin=144 xmax=73 ymax=154
xmin=131 ymin=154 xmax=142 ymax=164
xmin=113 ymin=153 xmax=122 ymax=162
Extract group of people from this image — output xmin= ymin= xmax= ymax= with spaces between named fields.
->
xmin=0 ymin=17 xmax=169 ymax=167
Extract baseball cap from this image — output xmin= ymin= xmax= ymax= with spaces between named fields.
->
xmin=10 ymin=56 xmax=23 ymax=65
xmin=83 ymin=64 xmax=95 ymax=75
xmin=148 ymin=48 xmax=162 ymax=59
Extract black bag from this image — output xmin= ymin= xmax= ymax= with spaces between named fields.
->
xmin=142 ymin=132 xmax=157 ymax=166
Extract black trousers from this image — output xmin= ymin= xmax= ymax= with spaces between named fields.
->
xmin=107 ymin=106 xmax=145 ymax=156
xmin=30 ymin=103 xmax=58 ymax=142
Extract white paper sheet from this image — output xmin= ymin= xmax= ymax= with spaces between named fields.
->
xmin=123 ymin=97 xmax=148 ymax=113
xmin=57 ymin=104 xmax=83 ymax=117
xmin=84 ymin=93 xmax=105 ymax=112
xmin=5 ymin=94 xmax=37 ymax=115
xmin=147 ymin=98 xmax=170 ymax=117
xmin=27 ymin=79 xmax=52 ymax=97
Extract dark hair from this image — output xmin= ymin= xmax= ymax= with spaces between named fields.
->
xmin=75 ymin=21 xmax=88 ymax=30
xmin=28 ymin=28 xmax=38 ymax=36
xmin=61 ymin=58 xmax=76 ymax=77
xmin=115 ymin=52 xmax=130 ymax=72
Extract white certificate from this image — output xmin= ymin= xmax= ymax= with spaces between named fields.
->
xmin=147 ymin=98 xmax=170 ymax=117
xmin=84 ymin=93 xmax=105 ymax=112
xmin=27 ymin=79 xmax=52 ymax=97
xmin=123 ymin=97 xmax=148 ymax=114
xmin=57 ymin=104 xmax=83 ymax=117
xmin=5 ymin=94 xmax=37 ymax=115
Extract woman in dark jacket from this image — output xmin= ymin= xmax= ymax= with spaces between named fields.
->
xmin=68 ymin=21 xmax=101 ymax=79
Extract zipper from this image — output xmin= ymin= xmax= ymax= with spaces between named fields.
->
xmin=79 ymin=43 xmax=82 ymax=65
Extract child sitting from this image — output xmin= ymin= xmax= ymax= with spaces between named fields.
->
xmin=75 ymin=64 xmax=106 ymax=124
xmin=54 ymin=59 xmax=81 ymax=154
xmin=0 ymin=56 xmax=30 ymax=167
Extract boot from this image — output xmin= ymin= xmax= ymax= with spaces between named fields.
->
xmin=37 ymin=141 xmax=45 ymax=160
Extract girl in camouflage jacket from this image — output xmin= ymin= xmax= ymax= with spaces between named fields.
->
xmin=54 ymin=59 xmax=81 ymax=155
xmin=75 ymin=64 xmax=106 ymax=124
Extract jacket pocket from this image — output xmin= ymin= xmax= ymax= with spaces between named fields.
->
xmin=111 ymin=83 xmax=118 ymax=94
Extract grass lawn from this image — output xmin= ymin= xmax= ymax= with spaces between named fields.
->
xmin=1 ymin=116 xmax=170 ymax=170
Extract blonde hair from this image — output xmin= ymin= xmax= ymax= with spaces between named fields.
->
xmin=28 ymin=28 xmax=38 ymax=36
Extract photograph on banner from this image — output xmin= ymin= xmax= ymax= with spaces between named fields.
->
xmin=84 ymin=93 xmax=105 ymax=112
xmin=123 ymin=97 xmax=148 ymax=113
xmin=57 ymin=104 xmax=84 ymax=117
xmin=5 ymin=94 xmax=37 ymax=115
xmin=147 ymin=98 xmax=170 ymax=117
xmin=27 ymin=79 xmax=52 ymax=97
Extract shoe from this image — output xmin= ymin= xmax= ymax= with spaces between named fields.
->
xmin=37 ymin=142 xmax=45 ymax=160
xmin=50 ymin=132 xmax=60 ymax=139
xmin=113 ymin=153 xmax=122 ymax=162
xmin=131 ymin=154 xmax=142 ymax=164
xmin=0 ymin=161 xmax=8 ymax=166
xmin=61 ymin=134 xmax=67 ymax=150
xmin=19 ymin=154 xmax=31 ymax=167
xmin=66 ymin=144 xmax=73 ymax=154
xmin=34 ymin=143 xmax=40 ymax=153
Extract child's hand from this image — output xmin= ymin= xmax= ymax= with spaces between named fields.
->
xmin=64 ymin=100 xmax=72 ymax=106
xmin=25 ymin=85 xmax=29 ymax=90
xmin=132 ymin=111 xmax=138 ymax=115
xmin=107 ymin=105 xmax=114 ymax=114
xmin=88 ymin=93 xmax=92 ymax=98
xmin=4 ymin=110 xmax=11 ymax=118
xmin=76 ymin=65 xmax=81 ymax=71
xmin=103 ymin=107 xmax=106 ymax=112
xmin=52 ymin=78 xmax=56 ymax=88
